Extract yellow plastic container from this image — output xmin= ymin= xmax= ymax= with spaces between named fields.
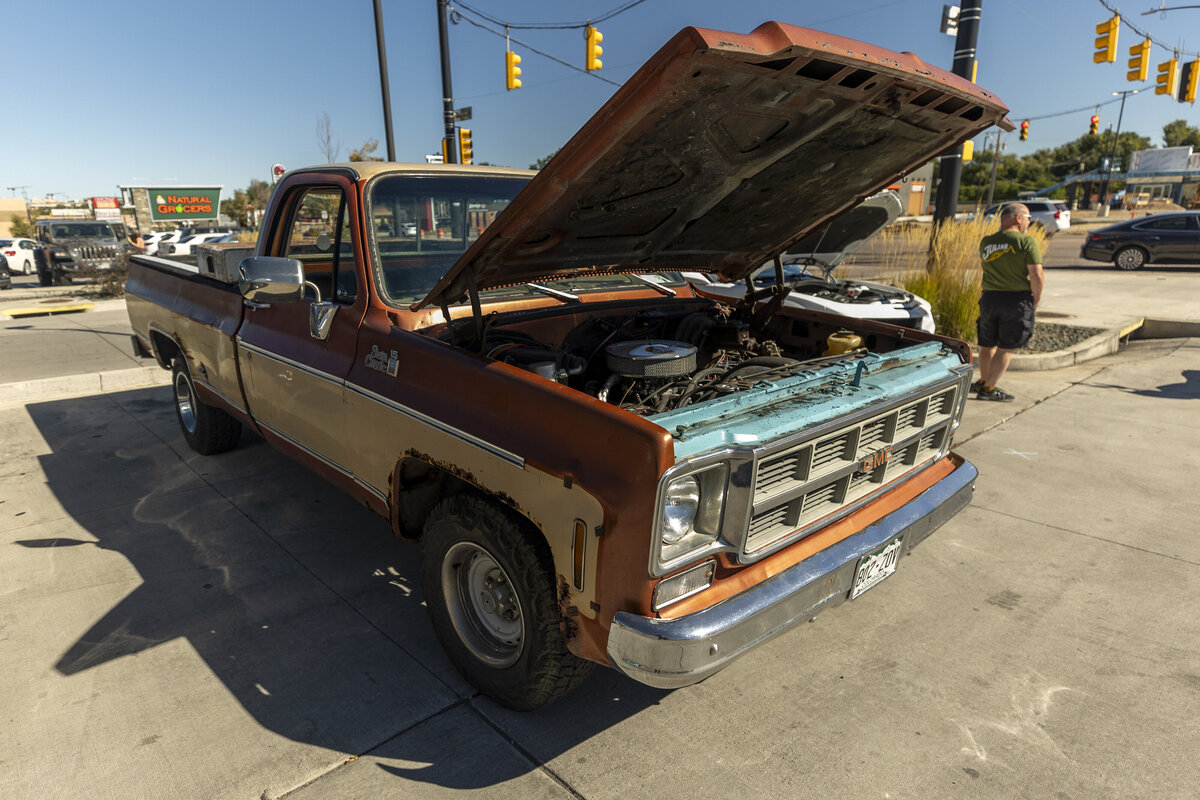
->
xmin=824 ymin=330 xmax=863 ymax=356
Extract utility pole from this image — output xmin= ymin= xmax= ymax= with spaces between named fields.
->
xmin=933 ymin=0 xmax=982 ymax=224
xmin=372 ymin=0 xmax=396 ymax=161
xmin=1099 ymin=89 xmax=1137 ymax=215
xmin=436 ymin=0 xmax=458 ymax=163
xmin=984 ymin=130 xmax=1003 ymax=208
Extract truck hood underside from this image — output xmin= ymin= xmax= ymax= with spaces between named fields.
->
xmin=417 ymin=21 xmax=1010 ymax=310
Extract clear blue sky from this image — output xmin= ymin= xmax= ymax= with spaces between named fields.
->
xmin=3 ymin=0 xmax=1196 ymax=203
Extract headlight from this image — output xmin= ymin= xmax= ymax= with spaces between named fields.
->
xmin=657 ymin=465 xmax=728 ymax=568
xmin=662 ymin=476 xmax=700 ymax=544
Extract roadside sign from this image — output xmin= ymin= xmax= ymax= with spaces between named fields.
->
xmin=147 ymin=187 xmax=221 ymax=222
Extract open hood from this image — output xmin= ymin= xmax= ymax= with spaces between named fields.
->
xmin=417 ymin=21 xmax=1009 ymax=310
xmin=780 ymin=190 xmax=903 ymax=277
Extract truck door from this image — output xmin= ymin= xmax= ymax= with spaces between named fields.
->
xmin=237 ymin=177 xmax=365 ymax=475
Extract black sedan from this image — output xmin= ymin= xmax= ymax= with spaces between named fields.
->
xmin=0 ymin=254 xmax=11 ymax=290
xmin=1080 ymin=211 xmax=1200 ymax=270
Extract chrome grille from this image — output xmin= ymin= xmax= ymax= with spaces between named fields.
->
xmin=743 ymin=377 xmax=964 ymax=556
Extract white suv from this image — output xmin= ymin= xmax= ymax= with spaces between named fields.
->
xmin=981 ymin=199 xmax=1070 ymax=235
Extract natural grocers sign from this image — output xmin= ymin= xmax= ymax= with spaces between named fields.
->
xmin=148 ymin=187 xmax=221 ymax=221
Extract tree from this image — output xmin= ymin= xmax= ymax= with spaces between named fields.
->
xmin=247 ymin=179 xmax=272 ymax=210
xmin=1162 ymin=119 xmax=1200 ymax=148
xmin=349 ymin=138 xmax=384 ymax=162
xmin=9 ymin=215 xmax=34 ymax=238
xmin=529 ymin=150 xmax=559 ymax=170
xmin=316 ymin=112 xmax=341 ymax=163
xmin=219 ymin=189 xmax=252 ymax=228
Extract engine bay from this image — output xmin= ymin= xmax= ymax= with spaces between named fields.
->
xmin=433 ymin=298 xmax=939 ymax=415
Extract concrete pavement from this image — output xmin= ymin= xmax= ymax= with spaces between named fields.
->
xmin=1 ymin=260 xmax=1199 ymax=799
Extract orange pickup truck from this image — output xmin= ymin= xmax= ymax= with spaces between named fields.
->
xmin=125 ymin=22 xmax=1008 ymax=709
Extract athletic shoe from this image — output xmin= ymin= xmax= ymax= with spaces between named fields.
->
xmin=969 ymin=379 xmax=985 ymax=393
xmin=976 ymin=386 xmax=1014 ymax=402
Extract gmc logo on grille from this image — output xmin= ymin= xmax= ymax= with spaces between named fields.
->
xmin=861 ymin=446 xmax=893 ymax=472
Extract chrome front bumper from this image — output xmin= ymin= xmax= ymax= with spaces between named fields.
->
xmin=606 ymin=456 xmax=977 ymax=689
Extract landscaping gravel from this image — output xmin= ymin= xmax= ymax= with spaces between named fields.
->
xmin=1018 ymin=321 xmax=1104 ymax=353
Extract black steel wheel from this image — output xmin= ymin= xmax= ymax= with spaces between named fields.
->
xmin=422 ymin=494 xmax=592 ymax=710
xmin=1114 ymin=246 xmax=1148 ymax=271
xmin=172 ymin=358 xmax=242 ymax=455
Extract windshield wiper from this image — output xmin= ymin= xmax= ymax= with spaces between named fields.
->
xmin=631 ymin=274 xmax=677 ymax=296
xmin=524 ymin=282 xmax=581 ymax=304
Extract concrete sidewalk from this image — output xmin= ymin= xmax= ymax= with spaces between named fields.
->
xmin=1 ymin=332 xmax=1196 ymax=799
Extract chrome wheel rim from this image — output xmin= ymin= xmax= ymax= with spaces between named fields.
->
xmin=174 ymin=371 xmax=197 ymax=435
xmin=442 ymin=542 xmax=523 ymax=667
xmin=1116 ymin=249 xmax=1143 ymax=270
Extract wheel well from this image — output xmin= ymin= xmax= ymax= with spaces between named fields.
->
xmin=390 ymin=456 xmax=474 ymax=540
xmin=149 ymin=331 xmax=181 ymax=370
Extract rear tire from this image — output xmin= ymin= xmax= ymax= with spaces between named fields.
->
xmin=172 ymin=358 xmax=242 ymax=454
xmin=1114 ymin=246 xmax=1148 ymax=271
xmin=422 ymin=494 xmax=593 ymax=710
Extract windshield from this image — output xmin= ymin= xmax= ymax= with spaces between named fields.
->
xmin=368 ymin=174 xmax=529 ymax=306
xmin=367 ymin=174 xmax=687 ymax=307
xmin=46 ymin=222 xmax=123 ymax=241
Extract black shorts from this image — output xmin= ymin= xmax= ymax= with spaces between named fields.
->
xmin=977 ymin=291 xmax=1034 ymax=350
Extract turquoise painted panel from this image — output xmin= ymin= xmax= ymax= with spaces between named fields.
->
xmin=650 ymin=343 xmax=963 ymax=461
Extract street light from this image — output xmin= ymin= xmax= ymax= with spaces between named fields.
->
xmin=1100 ymin=89 xmax=1138 ymax=215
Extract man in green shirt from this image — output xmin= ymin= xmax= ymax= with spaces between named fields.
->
xmin=975 ymin=203 xmax=1044 ymax=402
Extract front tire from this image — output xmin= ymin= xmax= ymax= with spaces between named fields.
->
xmin=1114 ymin=246 xmax=1148 ymax=271
xmin=172 ymin=358 xmax=242 ymax=454
xmin=422 ymin=494 xmax=592 ymax=710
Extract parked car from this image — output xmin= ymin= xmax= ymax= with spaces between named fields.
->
xmin=0 ymin=237 xmax=37 ymax=274
xmin=1080 ymin=211 xmax=1200 ymax=270
xmin=159 ymin=232 xmax=231 ymax=256
xmin=684 ymin=192 xmax=936 ymax=332
xmin=34 ymin=219 xmax=129 ymax=285
xmin=0 ymin=254 xmax=11 ymax=289
xmin=978 ymin=199 xmax=1070 ymax=235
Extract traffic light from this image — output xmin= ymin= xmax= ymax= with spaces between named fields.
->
xmin=1020 ymin=120 xmax=1029 ymax=141
xmin=1180 ymin=59 xmax=1199 ymax=104
xmin=457 ymin=128 xmax=473 ymax=165
xmin=1127 ymin=38 xmax=1151 ymax=82
xmin=1094 ymin=14 xmax=1119 ymax=63
xmin=1156 ymin=57 xmax=1179 ymax=96
xmin=1089 ymin=115 xmax=1099 ymax=136
xmin=961 ymin=140 xmax=974 ymax=163
xmin=506 ymin=50 xmax=522 ymax=90
xmin=586 ymin=26 xmax=603 ymax=71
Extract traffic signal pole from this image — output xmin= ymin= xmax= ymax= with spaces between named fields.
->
xmin=437 ymin=0 xmax=458 ymax=163
xmin=933 ymin=0 xmax=982 ymax=225
xmin=372 ymin=0 xmax=397 ymax=161
xmin=1099 ymin=89 xmax=1134 ymax=214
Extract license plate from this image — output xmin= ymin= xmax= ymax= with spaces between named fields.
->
xmin=849 ymin=536 xmax=903 ymax=600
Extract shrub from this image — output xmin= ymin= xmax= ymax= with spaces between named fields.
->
xmin=871 ymin=218 xmax=1047 ymax=342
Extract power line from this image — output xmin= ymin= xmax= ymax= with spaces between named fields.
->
xmin=1095 ymin=0 xmax=1197 ymax=57
xmin=449 ymin=4 xmax=623 ymax=86
xmin=453 ymin=0 xmax=650 ymax=30
xmin=1015 ymin=84 xmax=1155 ymax=121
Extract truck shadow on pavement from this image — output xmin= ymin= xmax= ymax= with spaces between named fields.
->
xmin=1087 ymin=369 xmax=1200 ymax=400
xmin=23 ymin=387 xmax=666 ymax=790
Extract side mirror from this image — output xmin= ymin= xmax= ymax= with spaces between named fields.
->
xmin=238 ymin=256 xmax=304 ymax=305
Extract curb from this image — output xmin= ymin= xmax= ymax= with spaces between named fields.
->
xmin=979 ymin=317 xmax=1200 ymax=372
xmin=0 ymin=366 xmax=169 ymax=409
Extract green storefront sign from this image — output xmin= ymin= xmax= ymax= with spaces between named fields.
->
xmin=148 ymin=187 xmax=222 ymax=222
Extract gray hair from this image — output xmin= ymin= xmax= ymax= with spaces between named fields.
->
xmin=1001 ymin=204 xmax=1029 ymax=221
